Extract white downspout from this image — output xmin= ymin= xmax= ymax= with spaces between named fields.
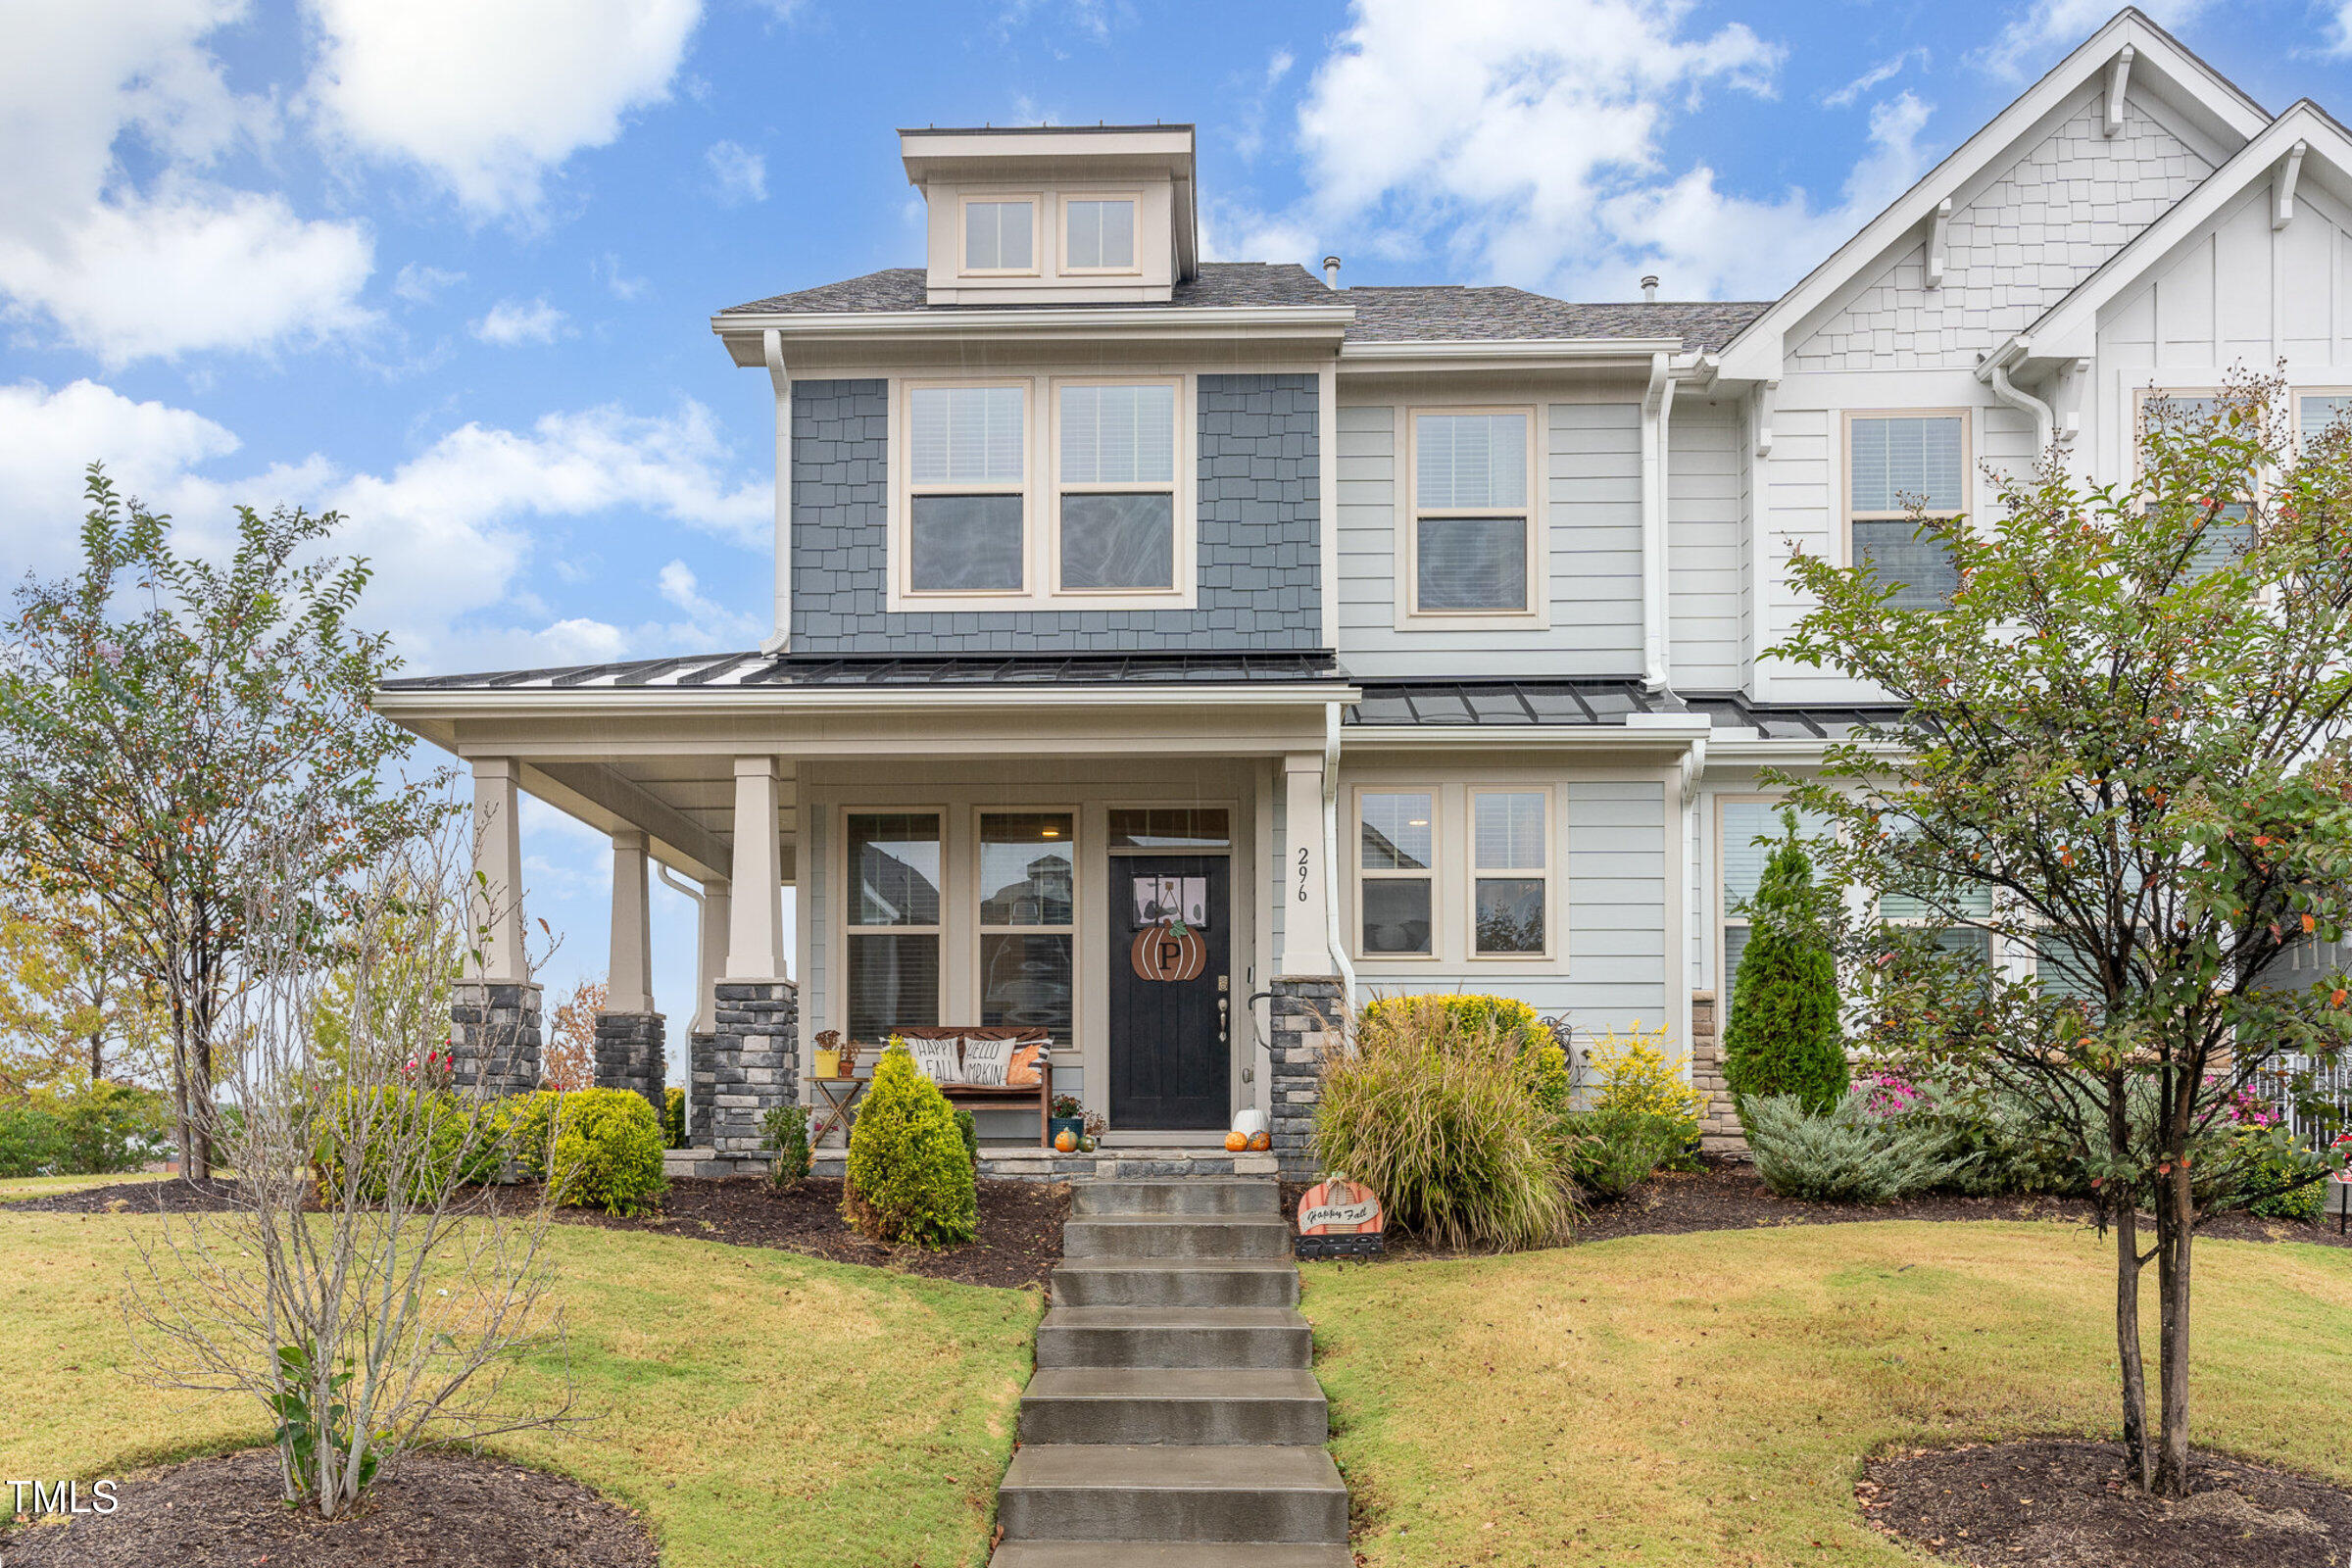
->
xmin=760 ymin=327 xmax=792 ymax=657
xmin=1641 ymin=352 xmax=1677 ymax=693
xmin=1984 ymin=338 xmax=2053 ymax=457
xmin=1321 ymin=702 xmax=1356 ymax=1012
xmin=656 ymin=863 xmax=710 ymax=1035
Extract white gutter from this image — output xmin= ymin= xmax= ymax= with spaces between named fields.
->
xmin=1980 ymin=335 xmax=2054 ymax=454
xmin=714 ymin=305 xmax=1354 ymax=339
xmin=1321 ymin=703 xmax=1356 ymax=1011
xmin=371 ymin=682 xmax=1361 ymax=719
xmin=1339 ymin=337 xmax=1688 ymax=363
xmin=1640 ymin=352 xmax=1678 ymax=693
xmin=761 ymin=328 xmax=791 ymax=657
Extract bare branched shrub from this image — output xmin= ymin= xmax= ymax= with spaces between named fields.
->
xmin=123 ymin=808 xmax=573 ymax=1517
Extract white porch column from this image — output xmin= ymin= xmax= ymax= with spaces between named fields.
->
xmin=726 ymin=758 xmax=786 ymax=979
xmin=608 ymin=829 xmax=654 ymax=1013
xmin=470 ymin=759 xmax=527 ymax=982
xmin=1281 ymin=751 xmax=1338 ymax=978
xmin=694 ymin=880 xmax=731 ymax=1033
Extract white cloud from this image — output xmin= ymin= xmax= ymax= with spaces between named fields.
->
xmin=393 ymin=262 xmax=466 ymax=304
xmin=0 ymin=380 xmax=769 ymax=671
xmin=304 ymin=0 xmax=705 ymax=216
xmin=592 ymin=252 xmax=649 ymax=301
xmin=1978 ymin=0 xmax=2210 ymax=79
xmin=1823 ymin=47 xmax=1929 ymax=109
xmin=657 ymin=558 xmax=766 ymax=643
xmin=1224 ymin=0 xmax=1938 ymax=302
xmin=705 ymin=140 xmax=767 ymax=205
xmin=2324 ymin=2 xmax=2352 ymax=56
xmin=470 ymin=297 xmax=569 ymax=346
xmin=0 ymin=0 xmax=375 ymax=364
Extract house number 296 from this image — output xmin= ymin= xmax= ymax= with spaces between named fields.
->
xmin=1296 ymin=846 xmax=1311 ymax=902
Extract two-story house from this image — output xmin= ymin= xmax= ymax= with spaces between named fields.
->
xmin=376 ymin=8 xmax=2352 ymax=1173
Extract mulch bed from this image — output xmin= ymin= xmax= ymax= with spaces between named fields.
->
xmin=0 ymin=1446 xmax=656 ymax=1568
xmin=4 ymin=1174 xmax=1071 ymax=1290
xmin=1860 ymin=1439 xmax=2352 ymax=1567
xmin=544 ymin=1175 xmax=1070 ymax=1290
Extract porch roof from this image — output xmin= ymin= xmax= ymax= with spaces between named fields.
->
xmin=1346 ymin=679 xmax=1901 ymax=740
xmin=379 ymin=649 xmax=1345 ymax=693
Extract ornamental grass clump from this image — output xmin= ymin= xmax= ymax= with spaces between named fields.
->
xmin=1313 ymin=995 xmax=1577 ymax=1251
xmin=842 ymin=1043 xmax=976 ymax=1248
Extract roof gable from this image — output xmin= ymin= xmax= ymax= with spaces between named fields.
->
xmin=1717 ymin=7 xmax=2268 ymax=379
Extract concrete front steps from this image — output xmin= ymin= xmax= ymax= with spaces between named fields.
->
xmin=988 ymin=1177 xmax=1349 ymax=1568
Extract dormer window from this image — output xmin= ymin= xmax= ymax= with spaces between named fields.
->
xmin=961 ymin=198 xmax=1037 ymax=273
xmin=1063 ymin=196 xmax=1137 ymax=272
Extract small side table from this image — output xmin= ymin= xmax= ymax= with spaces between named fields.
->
xmin=810 ymin=1075 xmax=867 ymax=1147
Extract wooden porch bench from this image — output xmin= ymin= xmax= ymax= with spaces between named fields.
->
xmin=881 ymin=1026 xmax=1055 ymax=1148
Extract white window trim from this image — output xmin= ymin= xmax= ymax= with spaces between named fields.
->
xmin=973 ymin=806 xmax=1079 ymax=1042
xmin=1837 ymin=406 xmax=1973 ymax=579
xmin=2131 ymin=385 xmax=2269 ymax=591
xmin=1466 ymin=786 xmax=1552 ymax=961
xmin=1058 ymin=191 xmax=1144 ymax=277
xmin=892 ymin=378 xmax=1036 ymax=611
xmin=837 ymin=806 xmax=949 ymax=1047
xmin=1047 ymin=374 xmax=1196 ymax=608
xmin=1351 ymin=784 xmax=1442 ymax=962
xmin=1715 ymin=792 xmax=1777 ymax=995
xmin=1396 ymin=404 xmax=1547 ymax=631
xmin=2295 ymin=386 xmax=2352 ymax=447
xmin=889 ymin=373 xmax=1200 ymax=612
xmin=958 ymin=193 xmax=1043 ymax=278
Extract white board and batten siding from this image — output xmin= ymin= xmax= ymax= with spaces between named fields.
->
xmin=2095 ymin=179 xmax=2352 ymax=481
xmin=1347 ymin=777 xmax=1671 ymax=1051
xmin=1335 ymin=401 xmax=1642 ymax=679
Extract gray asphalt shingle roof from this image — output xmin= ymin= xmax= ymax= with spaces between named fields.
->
xmin=720 ymin=267 xmax=1769 ymax=349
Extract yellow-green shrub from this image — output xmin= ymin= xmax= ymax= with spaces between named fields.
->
xmin=503 ymin=1088 xmax=667 ymax=1215
xmin=313 ymin=1087 xmax=504 ymax=1203
xmin=841 ymin=1044 xmax=976 ymax=1248
xmin=1360 ymin=992 xmax=1547 ymax=1054
xmin=1584 ymin=1023 xmax=1708 ymax=1149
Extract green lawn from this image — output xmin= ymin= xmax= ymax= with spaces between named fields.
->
xmin=0 ymin=1210 xmax=1042 ymax=1568
xmin=1302 ymin=1221 xmax=2352 ymax=1566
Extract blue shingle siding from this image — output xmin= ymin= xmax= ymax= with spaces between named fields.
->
xmin=787 ymin=374 xmax=1323 ymax=653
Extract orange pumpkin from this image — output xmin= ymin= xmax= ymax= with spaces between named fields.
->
xmin=1054 ymin=1128 xmax=1077 ymax=1153
xmin=1131 ymin=920 xmax=1207 ymax=983
xmin=1248 ymin=1130 xmax=1271 ymax=1152
xmin=1225 ymin=1129 xmax=1249 ymax=1152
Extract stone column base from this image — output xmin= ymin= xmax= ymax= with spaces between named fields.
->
xmin=1269 ymin=977 xmax=1345 ymax=1180
xmin=1689 ymin=990 xmax=1747 ymax=1156
xmin=710 ymin=982 xmax=797 ymax=1162
xmin=593 ymin=1010 xmax=666 ymax=1113
xmin=687 ymin=1029 xmax=717 ymax=1146
xmin=451 ymin=981 xmax=542 ymax=1099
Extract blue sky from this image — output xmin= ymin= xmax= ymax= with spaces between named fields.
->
xmin=8 ymin=0 xmax=2352 ymax=1060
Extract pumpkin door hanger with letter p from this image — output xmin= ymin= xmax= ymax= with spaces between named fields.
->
xmin=1130 ymin=874 xmax=1207 ymax=983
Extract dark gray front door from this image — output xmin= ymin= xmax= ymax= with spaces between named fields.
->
xmin=1106 ymin=855 xmax=1230 ymax=1130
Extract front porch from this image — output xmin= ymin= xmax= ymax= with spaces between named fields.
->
xmin=372 ymin=652 xmax=1358 ymax=1178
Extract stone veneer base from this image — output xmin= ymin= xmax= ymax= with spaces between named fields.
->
xmin=1688 ymin=989 xmax=1749 ymax=1156
xmin=708 ymin=982 xmax=796 ymax=1162
xmin=1268 ymin=976 xmax=1345 ymax=1181
xmin=451 ymin=981 xmax=542 ymax=1099
xmin=592 ymin=1010 xmax=666 ymax=1114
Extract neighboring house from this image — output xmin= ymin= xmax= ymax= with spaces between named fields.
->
xmin=375 ymin=8 xmax=2352 ymax=1171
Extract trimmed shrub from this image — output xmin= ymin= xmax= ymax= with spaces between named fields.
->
xmin=762 ymin=1103 xmax=812 ymax=1191
xmin=663 ymin=1086 xmax=687 ymax=1150
xmin=313 ymin=1087 xmax=505 ymax=1203
xmin=1562 ymin=1109 xmax=1685 ymax=1200
xmin=1723 ymin=830 xmax=1848 ymax=1120
xmin=841 ymin=1045 xmax=977 ymax=1248
xmin=1314 ymin=995 xmax=1578 ymax=1251
xmin=1741 ymin=1091 xmax=1971 ymax=1203
xmin=504 ymin=1089 xmax=667 ymax=1216
xmin=1360 ymin=992 xmax=1547 ymax=1054
xmin=953 ymin=1106 xmax=978 ymax=1170
xmin=0 ymin=1083 xmax=170 ymax=1178
xmin=0 ymin=1101 xmax=63 ymax=1178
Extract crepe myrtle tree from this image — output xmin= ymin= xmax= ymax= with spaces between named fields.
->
xmin=1770 ymin=370 xmax=2352 ymax=1497
xmin=0 ymin=467 xmax=451 ymax=1182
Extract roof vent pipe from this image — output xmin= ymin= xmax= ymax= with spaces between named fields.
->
xmin=1322 ymin=255 xmax=1342 ymax=290
xmin=1641 ymin=273 xmax=1659 ymax=304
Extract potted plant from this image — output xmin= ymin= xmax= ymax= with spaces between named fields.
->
xmin=1050 ymin=1094 xmax=1085 ymax=1151
xmin=1080 ymin=1108 xmax=1106 ymax=1154
xmin=811 ymin=1029 xmax=843 ymax=1081
xmin=835 ymin=1032 xmax=860 ymax=1079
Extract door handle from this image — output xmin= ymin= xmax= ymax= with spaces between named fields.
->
xmin=1216 ymin=995 xmax=1229 ymax=1044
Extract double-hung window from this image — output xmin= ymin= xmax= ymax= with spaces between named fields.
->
xmin=1470 ymin=789 xmax=1547 ymax=956
xmin=845 ymin=812 xmax=943 ymax=1043
xmin=1719 ymin=799 xmax=1833 ymax=985
xmin=906 ymin=385 xmax=1027 ymax=595
xmin=1409 ymin=409 xmax=1536 ymax=616
xmin=962 ymin=198 xmax=1036 ymax=273
xmin=2300 ymin=390 xmax=2352 ymax=446
xmin=978 ymin=812 xmax=1074 ymax=1041
xmin=1846 ymin=412 xmax=1967 ymax=609
xmin=2136 ymin=391 xmax=2255 ymax=575
xmin=1055 ymin=381 xmax=1179 ymax=592
xmin=1063 ymin=197 xmax=1137 ymax=271
xmin=1357 ymin=790 xmax=1435 ymax=956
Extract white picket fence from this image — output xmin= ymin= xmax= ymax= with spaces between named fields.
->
xmin=2253 ymin=1052 xmax=2352 ymax=1144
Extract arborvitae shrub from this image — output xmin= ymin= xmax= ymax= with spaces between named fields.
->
xmin=841 ymin=1044 xmax=977 ymax=1248
xmin=504 ymin=1088 xmax=668 ymax=1215
xmin=1723 ymin=831 xmax=1848 ymax=1121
